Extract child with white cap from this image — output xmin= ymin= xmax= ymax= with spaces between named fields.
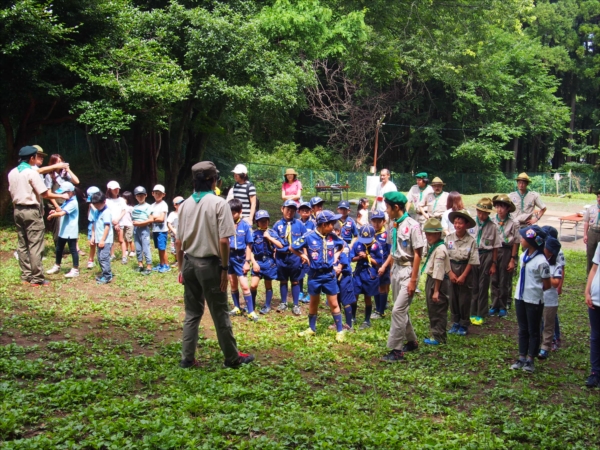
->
xmin=46 ymin=182 xmax=80 ymax=278
xmin=131 ymin=186 xmax=153 ymax=275
xmin=85 ymin=186 xmax=100 ymax=269
xmin=105 ymin=180 xmax=128 ymax=264
xmin=149 ymin=184 xmax=170 ymax=273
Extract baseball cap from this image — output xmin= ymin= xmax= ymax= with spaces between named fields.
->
xmin=283 ymin=199 xmax=298 ymax=209
xmin=55 ymin=182 xmax=75 ymax=194
xmin=315 ymin=210 xmax=342 ymax=225
xmin=371 ymin=210 xmax=385 ymax=220
xmin=337 ymin=200 xmax=350 ymax=209
xmin=173 ymin=196 xmax=184 ymax=205
xmin=133 ymin=186 xmax=147 ymax=195
xmin=152 ymin=184 xmax=165 ymax=193
xmin=255 ymin=210 xmax=270 ymax=221
xmin=86 ymin=186 xmax=100 ymax=202
xmin=192 ymin=161 xmax=219 ymax=179
xmin=107 ymin=180 xmax=120 ymax=190
xmin=299 ymin=202 xmax=311 ymax=210
xmin=231 ymin=164 xmax=248 ymax=174
xmin=18 ymin=146 xmax=38 ymax=158
xmin=358 ymin=225 xmax=376 ymax=244
xmin=310 ymin=196 xmax=325 ymax=207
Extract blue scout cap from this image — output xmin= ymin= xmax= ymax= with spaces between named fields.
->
xmin=299 ymin=201 xmax=311 ymax=210
xmin=86 ymin=186 xmax=100 ymax=202
xmin=316 ymin=210 xmax=342 ymax=225
xmin=337 ymin=200 xmax=350 ymax=209
xmin=545 ymin=236 xmax=561 ymax=256
xmin=519 ymin=225 xmax=547 ymax=250
xmin=541 ymin=225 xmax=558 ymax=239
xmin=283 ymin=199 xmax=298 ymax=209
xmin=310 ymin=196 xmax=325 ymax=207
xmin=358 ymin=225 xmax=376 ymax=244
xmin=371 ymin=210 xmax=385 ymax=220
xmin=255 ymin=210 xmax=270 ymax=221
xmin=55 ymin=182 xmax=75 ymax=194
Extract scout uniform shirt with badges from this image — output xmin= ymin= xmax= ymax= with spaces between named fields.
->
xmin=422 ymin=242 xmax=451 ymax=280
xmin=468 ymin=218 xmax=502 ymax=251
xmin=273 ymin=218 xmax=307 ymax=253
xmin=8 ymin=162 xmax=48 ymax=206
xmin=335 ymin=241 xmax=353 ymax=277
xmin=407 ymin=184 xmax=433 ymax=211
xmin=492 ymin=214 xmax=520 ymax=246
xmin=509 ymin=190 xmax=546 ymax=224
xmin=229 ymin=219 xmax=253 ymax=251
xmin=543 ymin=263 xmax=563 ymax=307
xmin=252 ymin=228 xmax=282 ymax=260
xmin=372 ymin=228 xmax=391 ymax=265
xmin=420 ymin=191 xmax=449 ymax=219
xmin=445 ymin=232 xmax=479 ymax=265
xmin=387 ymin=214 xmax=425 ymax=264
xmin=514 ymin=249 xmax=551 ymax=304
xmin=339 ymin=216 xmax=358 ymax=243
xmin=292 ymin=230 xmax=343 ymax=271
xmin=583 ymin=203 xmax=600 ymax=230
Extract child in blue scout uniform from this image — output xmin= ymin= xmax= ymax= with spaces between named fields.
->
xmin=370 ymin=210 xmax=391 ymax=319
xmin=85 ymin=186 xmax=100 ymax=269
xmin=250 ymin=210 xmax=284 ymax=315
xmin=297 ymin=201 xmax=313 ymax=302
xmin=131 ymin=186 xmax=154 ymax=275
xmin=337 ymin=200 xmax=358 ymax=245
xmin=351 ymin=225 xmax=380 ymax=330
xmin=310 ymin=196 xmax=325 ymax=223
xmin=292 ymin=210 xmax=347 ymax=342
xmin=333 ymin=222 xmax=356 ymax=330
xmin=227 ymin=199 xmax=258 ymax=321
xmin=273 ymin=200 xmax=307 ymax=315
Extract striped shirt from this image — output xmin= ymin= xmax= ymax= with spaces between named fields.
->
xmin=232 ymin=181 xmax=256 ymax=219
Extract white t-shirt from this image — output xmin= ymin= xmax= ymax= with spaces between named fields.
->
xmin=514 ymin=250 xmax=551 ymax=304
xmin=407 ymin=184 xmax=433 ymax=213
xmin=591 ymin=245 xmax=600 ymax=307
xmin=543 ymin=264 xmax=563 ymax=307
xmin=374 ymin=181 xmax=397 ymax=212
xmin=105 ymin=197 xmax=127 ymax=226
xmin=150 ymin=200 xmax=169 ymax=232
xmin=357 ymin=208 xmax=369 ymax=227
xmin=121 ymin=205 xmax=133 ymax=227
xmin=442 ymin=208 xmax=456 ymax=235
xmin=167 ymin=211 xmax=179 ymax=236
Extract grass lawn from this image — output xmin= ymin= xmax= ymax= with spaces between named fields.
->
xmin=1 ymin=223 xmax=599 ymax=448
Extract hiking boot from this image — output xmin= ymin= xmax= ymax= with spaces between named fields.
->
xmin=298 ymin=328 xmax=316 ymax=337
xmin=179 ymin=358 xmax=200 ymax=369
xmin=423 ymin=338 xmax=440 ymax=346
xmin=259 ymin=306 xmax=271 ymax=315
xmin=585 ymin=373 xmax=600 ymax=388
xmin=538 ymin=349 xmax=549 ymax=359
xmin=448 ymin=323 xmax=460 ymax=334
xmin=228 ymin=306 xmax=242 ymax=316
xmin=370 ymin=311 xmax=383 ymax=320
xmin=498 ymin=309 xmax=508 ymax=318
xmin=64 ymin=269 xmax=79 ymax=278
xmin=381 ymin=349 xmax=405 ymax=362
xmin=489 ymin=308 xmax=497 ymax=316
xmin=247 ymin=311 xmax=259 ymax=322
xmin=522 ymin=360 xmax=535 ymax=373
xmin=46 ymin=264 xmax=61 ymax=275
xmin=277 ymin=303 xmax=288 ymax=312
xmin=292 ymin=305 xmax=302 ymax=315
xmin=336 ymin=330 xmax=347 ymax=343
xmin=359 ymin=321 xmax=371 ymax=330
xmin=402 ymin=341 xmax=419 ymax=352
xmin=223 ymin=351 xmax=255 ymax=369
xmin=510 ymin=359 xmax=525 ymax=370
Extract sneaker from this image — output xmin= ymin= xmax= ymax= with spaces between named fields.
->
xmin=276 ymin=303 xmax=288 ymax=312
xmin=381 ymin=349 xmax=405 ymax=362
xmin=423 ymin=338 xmax=440 ymax=346
xmin=538 ymin=349 xmax=549 ymax=359
xmin=30 ymin=280 xmax=51 ymax=287
xmin=64 ymin=269 xmax=79 ymax=278
xmin=551 ymin=340 xmax=559 ymax=352
xmin=87 ymin=260 xmax=94 ymax=269
xmin=498 ymin=309 xmax=508 ymax=318
xmin=299 ymin=293 xmax=310 ymax=303
xmin=510 ymin=359 xmax=525 ymax=370
xmin=14 ymin=251 xmax=19 ymax=260
xmin=359 ymin=321 xmax=371 ymax=330
xmin=96 ymin=276 xmax=112 ymax=285
xmin=448 ymin=323 xmax=460 ymax=334
xmin=110 ymin=255 xmax=116 ymax=262
xmin=292 ymin=305 xmax=302 ymax=315
xmin=470 ymin=315 xmax=477 ymax=324
xmin=336 ymin=330 xmax=347 ymax=342
xmin=158 ymin=265 xmax=171 ymax=273
xmin=228 ymin=307 xmax=242 ymax=316
xmin=141 ymin=269 xmax=152 ymax=276
xmin=223 ymin=351 xmax=255 ymax=369
xmin=402 ymin=341 xmax=419 ymax=352
xmin=522 ymin=360 xmax=535 ymax=373
xmin=152 ymin=265 xmax=161 ymax=271
xmin=121 ymin=257 xmax=128 ymax=264
xmin=554 ymin=338 xmax=562 ymax=350
xmin=129 ymin=251 xmax=136 ymax=257
xmin=298 ymin=327 xmax=316 ymax=337
xmin=46 ymin=264 xmax=61 ymax=275
xmin=585 ymin=373 xmax=600 ymax=388
xmin=342 ymin=323 xmax=354 ymax=332
xmin=247 ymin=311 xmax=259 ymax=322
xmin=489 ymin=308 xmax=497 ymax=316
xmin=471 ymin=316 xmax=483 ymax=326
xmin=456 ymin=326 xmax=468 ymax=336
xmin=179 ymin=359 xmax=200 ymax=369
xmin=137 ymin=266 xmax=144 ymax=273
xmin=370 ymin=311 xmax=383 ymax=320
xmin=259 ymin=306 xmax=271 ymax=315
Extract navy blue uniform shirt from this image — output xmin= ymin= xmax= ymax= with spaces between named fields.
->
xmin=229 ymin=219 xmax=253 ymax=251
xmin=252 ymin=228 xmax=282 ymax=259
xmin=273 ymin=218 xmax=307 ymax=253
xmin=339 ymin=216 xmax=358 ymax=243
xmin=292 ymin=230 xmax=344 ymax=270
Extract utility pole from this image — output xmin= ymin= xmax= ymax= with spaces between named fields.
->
xmin=371 ymin=115 xmax=385 ymax=174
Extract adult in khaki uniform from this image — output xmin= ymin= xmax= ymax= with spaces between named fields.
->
xmin=419 ymin=177 xmax=449 ymax=220
xmin=469 ymin=198 xmax=502 ymax=324
xmin=509 ymin=172 xmax=546 ymax=229
xmin=421 ymin=218 xmax=451 ymax=345
xmin=379 ymin=192 xmax=424 ymax=362
xmin=176 ymin=161 xmax=254 ymax=369
xmin=491 ymin=194 xmax=520 ymax=315
xmin=8 ymin=146 xmax=68 ymax=286
xmin=445 ymin=210 xmax=479 ymax=336
xmin=583 ymin=190 xmax=600 ymax=273
xmin=406 ymin=172 xmax=433 ymax=225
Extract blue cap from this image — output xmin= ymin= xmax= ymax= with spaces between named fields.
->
xmin=358 ymin=225 xmax=376 ymax=244
xmin=337 ymin=200 xmax=350 ymax=209
xmin=56 ymin=182 xmax=75 ymax=194
xmin=545 ymin=235 xmax=561 ymax=256
xmin=133 ymin=186 xmax=147 ymax=196
xmin=86 ymin=186 xmax=100 ymax=202
xmin=371 ymin=210 xmax=385 ymax=220
xmin=283 ymin=199 xmax=298 ymax=209
xmin=18 ymin=146 xmax=38 ymax=158
xmin=519 ymin=225 xmax=547 ymax=249
xmin=255 ymin=210 xmax=270 ymax=221
xmin=315 ymin=210 xmax=342 ymax=225
xmin=310 ymin=196 xmax=325 ymax=207
xmin=299 ymin=201 xmax=311 ymax=210
xmin=541 ymin=225 xmax=558 ymax=239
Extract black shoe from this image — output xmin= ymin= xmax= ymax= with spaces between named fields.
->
xmin=137 ymin=266 xmax=144 ymax=273
xmin=402 ymin=340 xmax=419 ymax=352
xmin=223 ymin=351 xmax=255 ymax=369
xmin=381 ymin=349 xmax=405 ymax=362
xmin=179 ymin=359 xmax=200 ymax=369
xmin=586 ymin=373 xmax=600 ymax=388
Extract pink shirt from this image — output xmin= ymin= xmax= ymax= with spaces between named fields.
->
xmin=282 ymin=180 xmax=303 ymax=205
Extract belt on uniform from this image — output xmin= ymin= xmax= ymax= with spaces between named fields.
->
xmin=393 ymin=259 xmax=412 ymax=266
xmin=450 ymin=260 xmax=469 ymax=265
xmin=256 ymin=255 xmax=272 ymax=261
xmin=501 ymin=244 xmax=513 ymax=249
xmin=311 ymin=267 xmax=333 ymax=274
xmin=185 ymin=254 xmax=219 ymax=261
xmin=591 ymin=228 xmax=600 ymax=233
xmin=15 ymin=204 xmax=39 ymax=209
xmin=478 ymin=249 xmax=491 ymax=255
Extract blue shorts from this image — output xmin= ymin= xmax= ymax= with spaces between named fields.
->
xmin=153 ymin=231 xmax=168 ymax=251
xmin=276 ymin=252 xmax=303 ymax=282
xmin=251 ymin=257 xmax=278 ymax=280
xmin=337 ymin=274 xmax=356 ymax=306
xmin=379 ymin=267 xmax=391 ymax=286
xmin=307 ymin=269 xmax=339 ymax=296
xmin=353 ymin=267 xmax=380 ymax=296
xmin=228 ymin=250 xmax=246 ymax=276
xmin=87 ymin=222 xmax=93 ymax=241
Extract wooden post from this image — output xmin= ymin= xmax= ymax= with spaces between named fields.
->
xmin=372 ymin=115 xmax=385 ymax=173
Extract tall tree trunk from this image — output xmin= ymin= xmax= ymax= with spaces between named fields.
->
xmin=165 ymin=99 xmax=194 ymax=197
xmin=510 ymin=137 xmax=518 ymax=173
xmin=567 ymin=77 xmax=577 ymax=163
xmin=130 ymin=123 xmax=158 ymax=190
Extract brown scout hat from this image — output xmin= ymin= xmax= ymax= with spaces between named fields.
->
xmin=492 ymin=194 xmax=516 ymax=213
xmin=448 ymin=209 xmax=476 ymax=229
xmin=515 ymin=172 xmax=531 ymax=183
xmin=430 ymin=177 xmax=445 ymax=186
xmin=475 ymin=198 xmax=494 ymax=214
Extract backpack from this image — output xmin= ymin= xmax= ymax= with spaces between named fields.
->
xmin=227 ymin=181 xmax=259 ymax=212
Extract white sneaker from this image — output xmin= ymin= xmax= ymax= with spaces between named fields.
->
xmin=65 ymin=269 xmax=80 ymax=278
xmin=110 ymin=255 xmax=116 ymax=262
xmin=129 ymin=251 xmax=136 ymax=257
xmin=14 ymin=251 xmax=19 ymax=260
xmin=87 ymin=260 xmax=95 ymax=269
xmin=121 ymin=257 xmax=128 ymax=264
xmin=46 ymin=264 xmax=61 ymax=274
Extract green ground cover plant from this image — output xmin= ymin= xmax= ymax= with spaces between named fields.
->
xmin=0 ymin=225 xmax=599 ymax=448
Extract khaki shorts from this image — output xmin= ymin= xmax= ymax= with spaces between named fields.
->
xmin=122 ymin=225 xmax=133 ymax=243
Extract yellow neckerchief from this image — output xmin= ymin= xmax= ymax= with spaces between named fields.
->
xmin=315 ymin=229 xmax=328 ymax=260
xmin=364 ymin=241 xmax=374 ymax=265
xmin=285 ymin=220 xmax=293 ymax=246
xmin=234 ymin=217 xmax=241 ymax=248
xmin=375 ymin=226 xmax=386 ymax=236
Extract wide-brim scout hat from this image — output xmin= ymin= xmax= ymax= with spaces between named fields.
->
xmin=316 ymin=210 xmax=342 ymax=225
xmin=383 ymin=191 xmax=408 ymax=206
xmin=430 ymin=177 xmax=445 ymax=186
xmin=541 ymin=225 xmax=558 ymax=239
xmin=448 ymin=209 xmax=476 ymax=229
xmin=519 ymin=225 xmax=546 ymax=250
xmin=284 ymin=168 xmax=298 ymax=176
xmin=358 ymin=225 xmax=376 ymax=244
xmin=475 ymin=198 xmax=494 ymax=213
xmin=516 ymin=172 xmax=531 ymax=183
xmin=423 ymin=218 xmax=443 ymax=233
xmin=492 ymin=194 xmax=516 ymax=213
xmin=32 ymin=145 xmax=47 ymax=157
